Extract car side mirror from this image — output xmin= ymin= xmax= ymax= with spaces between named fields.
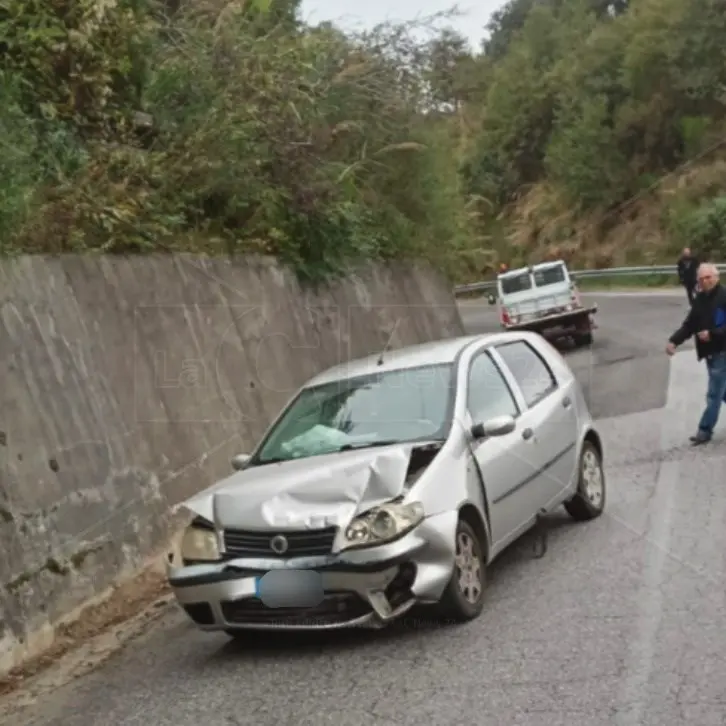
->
xmin=487 ymin=294 xmax=496 ymax=305
xmin=471 ymin=414 xmax=516 ymax=439
xmin=231 ymin=453 xmax=251 ymax=471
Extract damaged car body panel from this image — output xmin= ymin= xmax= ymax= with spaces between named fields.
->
xmin=167 ymin=332 xmax=606 ymax=633
xmin=211 ymin=445 xmax=421 ymax=531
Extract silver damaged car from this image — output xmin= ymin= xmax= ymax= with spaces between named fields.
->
xmin=167 ymin=332 xmax=606 ymax=635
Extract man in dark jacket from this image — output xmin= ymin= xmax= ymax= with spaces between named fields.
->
xmin=666 ymin=263 xmax=726 ymax=445
xmin=677 ymin=247 xmax=699 ymax=303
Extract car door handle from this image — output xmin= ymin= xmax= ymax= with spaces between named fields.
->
xmin=522 ymin=427 xmax=534 ymax=441
xmin=562 ymin=396 xmax=572 ymax=409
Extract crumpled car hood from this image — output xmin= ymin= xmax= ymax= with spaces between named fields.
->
xmin=181 ymin=443 xmax=431 ymax=531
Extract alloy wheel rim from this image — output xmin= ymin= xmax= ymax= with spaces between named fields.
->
xmin=582 ymin=450 xmax=604 ymax=507
xmin=455 ymin=531 xmax=482 ymax=604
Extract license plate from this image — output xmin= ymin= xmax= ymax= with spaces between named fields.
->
xmin=255 ymin=570 xmax=324 ymax=608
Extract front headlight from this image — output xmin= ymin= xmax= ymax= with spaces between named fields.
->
xmin=341 ymin=501 xmax=425 ymax=550
xmin=180 ymin=525 xmax=220 ymax=562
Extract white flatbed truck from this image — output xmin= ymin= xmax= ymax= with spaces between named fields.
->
xmin=491 ymin=260 xmax=598 ymax=346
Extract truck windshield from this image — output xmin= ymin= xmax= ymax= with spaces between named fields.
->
xmin=533 ymin=266 xmax=566 ymax=286
xmin=500 ymin=273 xmax=532 ymax=295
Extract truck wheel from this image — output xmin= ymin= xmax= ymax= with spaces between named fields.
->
xmin=438 ymin=519 xmax=487 ymax=622
xmin=564 ymin=441 xmax=605 ymax=521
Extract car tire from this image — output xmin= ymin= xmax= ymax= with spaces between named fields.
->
xmin=574 ymin=332 xmax=593 ymax=346
xmin=438 ymin=518 xmax=486 ymax=622
xmin=564 ymin=441 xmax=605 ymax=521
xmin=224 ymin=630 xmax=246 ymax=641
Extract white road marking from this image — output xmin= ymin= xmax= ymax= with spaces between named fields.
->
xmin=614 ymin=352 xmax=684 ymax=724
xmin=614 ymin=460 xmax=677 ymax=725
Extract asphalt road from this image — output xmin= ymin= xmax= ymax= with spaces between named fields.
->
xmin=7 ymin=291 xmax=726 ymax=726
xmin=458 ymin=291 xmax=691 ymax=420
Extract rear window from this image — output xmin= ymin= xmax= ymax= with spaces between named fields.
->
xmin=500 ymin=273 xmax=532 ymax=295
xmin=533 ymin=265 xmax=567 ymax=287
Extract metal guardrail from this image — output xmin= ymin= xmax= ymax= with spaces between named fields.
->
xmin=453 ymin=263 xmax=726 ymax=295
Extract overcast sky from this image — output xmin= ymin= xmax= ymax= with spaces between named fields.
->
xmin=300 ymin=0 xmax=507 ymax=51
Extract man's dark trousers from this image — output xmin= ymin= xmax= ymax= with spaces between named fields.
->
xmin=678 ymin=254 xmax=699 ymax=304
xmin=698 ymin=352 xmax=726 ymax=439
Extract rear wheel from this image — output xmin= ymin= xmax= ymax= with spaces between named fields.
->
xmin=564 ymin=441 xmax=605 ymax=521
xmin=438 ymin=519 xmax=486 ymax=622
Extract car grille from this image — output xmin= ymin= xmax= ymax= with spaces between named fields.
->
xmin=223 ymin=527 xmax=337 ymax=558
xmin=221 ymin=593 xmax=370 ymax=626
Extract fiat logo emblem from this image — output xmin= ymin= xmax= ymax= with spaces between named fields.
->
xmin=269 ymin=534 xmax=289 ymax=554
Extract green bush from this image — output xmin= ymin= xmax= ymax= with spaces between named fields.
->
xmin=6 ymin=0 xmax=726 ymax=278
xmin=0 ymin=2 xmax=471 ymax=279
xmin=0 ymin=0 xmax=148 ymax=130
xmin=669 ymin=196 xmax=726 ymax=259
xmin=545 ymin=94 xmax=629 ymax=210
xmin=0 ymin=84 xmax=38 ymax=251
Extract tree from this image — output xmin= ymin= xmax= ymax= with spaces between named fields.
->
xmin=424 ymin=28 xmax=477 ymax=109
xmin=5 ymin=0 xmax=726 ymax=278
xmin=483 ymin=0 xmax=537 ymax=59
xmin=467 ymin=1 xmax=566 ymax=200
xmin=545 ymin=94 xmax=629 ymax=208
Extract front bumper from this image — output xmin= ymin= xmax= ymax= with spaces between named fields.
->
xmin=167 ymin=511 xmax=458 ymax=632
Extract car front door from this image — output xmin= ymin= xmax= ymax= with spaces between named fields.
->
xmin=465 ymin=348 xmax=544 ymax=551
xmin=493 ymin=339 xmax=579 ymax=511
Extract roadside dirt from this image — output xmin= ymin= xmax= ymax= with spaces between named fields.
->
xmin=0 ymin=564 xmax=174 ymax=714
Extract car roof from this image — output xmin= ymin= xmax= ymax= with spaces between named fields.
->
xmin=304 ymin=331 xmax=548 ymax=387
xmin=499 ymin=259 xmax=566 ymax=278
xmin=305 ymin=334 xmax=487 ymax=387
xmin=498 ymin=266 xmax=529 ymax=279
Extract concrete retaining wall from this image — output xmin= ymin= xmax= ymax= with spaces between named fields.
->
xmin=0 ymin=254 xmax=463 ymax=670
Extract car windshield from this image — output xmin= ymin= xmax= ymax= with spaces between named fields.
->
xmin=533 ymin=265 xmax=567 ymax=286
xmin=251 ymin=363 xmax=455 ymax=464
xmin=500 ymin=272 xmax=532 ymax=295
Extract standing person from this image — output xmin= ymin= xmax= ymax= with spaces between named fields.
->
xmin=666 ymin=263 xmax=726 ymax=446
xmin=677 ymin=247 xmax=699 ymax=304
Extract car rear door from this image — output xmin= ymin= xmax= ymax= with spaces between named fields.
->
xmin=492 ymin=339 xmax=579 ymax=511
xmin=465 ymin=348 xmax=544 ymax=550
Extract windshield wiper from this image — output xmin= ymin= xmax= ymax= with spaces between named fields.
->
xmin=338 ymin=439 xmax=404 ymax=451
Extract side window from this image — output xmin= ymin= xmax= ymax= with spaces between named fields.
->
xmin=496 ymin=341 xmax=557 ymax=408
xmin=467 ymin=351 xmax=519 ymax=422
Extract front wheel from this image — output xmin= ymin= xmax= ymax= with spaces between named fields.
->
xmin=564 ymin=441 xmax=606 ymax=521
xmin=437 ymin=519 xmax=486 ymax=622
xmin=573 ymin=331 xmax=593 ymax=346
xmin=225 ymin=629 xmax=246 ymax=641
